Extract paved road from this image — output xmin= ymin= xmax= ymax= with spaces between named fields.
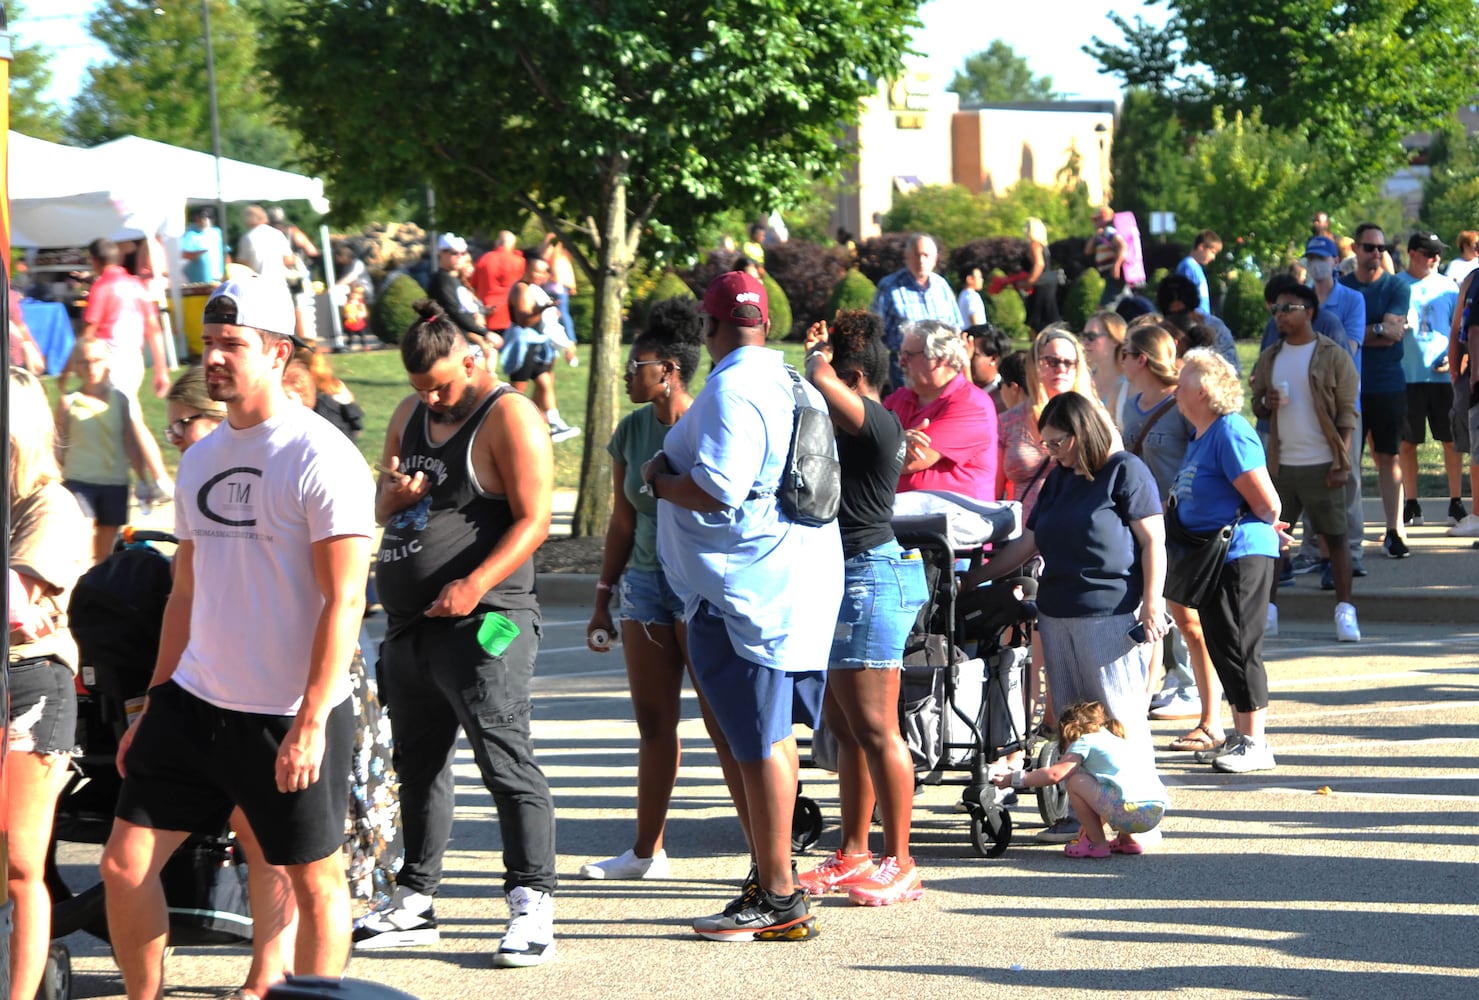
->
xmin=55 ymin=597 xmax=1478 ymax=1000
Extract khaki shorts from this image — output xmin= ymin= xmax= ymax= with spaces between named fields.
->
xmin=1275 ymin=463 xmax=1348 ymax=538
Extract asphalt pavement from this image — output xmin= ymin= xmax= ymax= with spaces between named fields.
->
xmin=57 ymin=494 xmax=1479 ymax=999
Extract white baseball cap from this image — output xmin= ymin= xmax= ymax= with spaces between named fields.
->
xmin=203 ymin=276 xmax=302 ymax=345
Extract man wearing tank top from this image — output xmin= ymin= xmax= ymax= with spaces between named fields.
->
xmin=356 ymin=299 xmax=559 ymax=968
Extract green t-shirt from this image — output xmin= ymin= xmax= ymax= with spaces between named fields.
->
xmin=607 ymin=405 xmax=673 ymax=572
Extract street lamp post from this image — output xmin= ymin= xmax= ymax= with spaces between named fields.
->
xmin=200 ymin=0 xmax=228 ymax=247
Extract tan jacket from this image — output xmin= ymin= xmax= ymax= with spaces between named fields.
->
xmin=1250 ymin=334 xmax=1359 ymax=476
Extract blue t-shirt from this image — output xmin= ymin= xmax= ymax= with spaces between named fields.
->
xmin=1340 ymin=271 xmax=1411 ymax=393
xmin=1027 ymin=451 xmax=1163 ymax=618
xmin=1171 ymin=414 xmax=1279 ymax=562
xmin=1175 ymin=256 xmax=1210 ymax=315
xmin=1397 ymin=271 xmax=1458 ymax=385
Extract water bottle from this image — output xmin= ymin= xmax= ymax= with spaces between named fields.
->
xmin=135 ymin=481 xmax=153 ymax=516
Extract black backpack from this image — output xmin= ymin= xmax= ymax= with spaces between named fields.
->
xmin=776 ymin=365 xmax=841 ymax=526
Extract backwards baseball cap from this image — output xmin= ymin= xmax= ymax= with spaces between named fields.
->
xmin=203 ymin=276 xmax=302 ymax=345
xmin=700 ymin=271 xmax=769 ymax=328
xmin=1408 ymin=231 xmax=1445 ymax=256
xmin=438 ymin=233 xmax=468 ymax=254
xmin=1304 ymin=236 xmax=1339 ymax=259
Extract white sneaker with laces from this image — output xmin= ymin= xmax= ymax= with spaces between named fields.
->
xmin=352 ymin=887 xmax=438 ymax=950
xmin=578 ymin=848 xmax=670 ymax=880
xmin=1213 ymin=736 xmax=1276 ymax=773
xmin=1334 ymin=602 xmax=1361 ymax=643
xmin=496 ymin=886 xmax=556 ymax=967
xmin=1265 ymin=604 xmax=1279 ymax=638
xmin=1447 ymin=514 xmax=1479 ymax=537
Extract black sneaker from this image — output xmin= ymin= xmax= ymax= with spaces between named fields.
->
xmin=1403 ymin=499 xmax=1422 ymax=526
xmin=352 ymin=890 xmax=439 ymax=950
xmin=1383 ymin=530 xmax=1410 ymax=559
xmin=693 ymin=889 xmax=818 ymax=942
xmin=1278 ymin=558 xmax=1295 ymax=586
xmin=1449 ymin=498 xmax=1469 ymax=526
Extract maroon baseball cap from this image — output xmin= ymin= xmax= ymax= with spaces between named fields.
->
xmin=701 ymin=271 xmax=769 ymax=328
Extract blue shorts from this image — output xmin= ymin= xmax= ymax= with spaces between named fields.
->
xmin=64 ymin=480 xmax=129 ymax=527
xmin=619 ymin=566 xmax=685 ymax=626
xmin=687 ymin=601 xmax=825 ymax=762
xmin=829 ymin=540 xmax=928 ymax=670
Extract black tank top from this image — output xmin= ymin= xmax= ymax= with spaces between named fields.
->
xmin=375 ymin=385 xmax=537 ymax=622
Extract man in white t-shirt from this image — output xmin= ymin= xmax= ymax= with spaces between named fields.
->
xmin=102 ymin=276 xmax=374 ymax=999
xmin=1251 ymin=284 xmax=1362 ymax=642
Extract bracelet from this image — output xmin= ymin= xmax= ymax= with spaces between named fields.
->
xmin=1010 ymin=769 xmax=1025 ymax=789
xmin=595 ymin=581 xmax=612 ymax=592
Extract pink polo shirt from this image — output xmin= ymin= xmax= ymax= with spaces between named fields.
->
xmin=884 ymin=373 xmax=999 ymax=500
xmin=82 ymin=265 xmax=153 ymax=356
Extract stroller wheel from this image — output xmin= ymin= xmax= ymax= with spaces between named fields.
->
xmin=791 ymin=795 xmax=824 ymax=853
xmin=1034 ymin=740 xmax=1071 ymax=827
xmin=970 ymin=808 xmax=1012 ymax=858
xmin=39 ymin=942 xmax=72 ymax=1000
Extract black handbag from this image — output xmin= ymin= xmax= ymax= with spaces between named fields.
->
xmin=1163 ymin=496 xmax=1239 ymax=609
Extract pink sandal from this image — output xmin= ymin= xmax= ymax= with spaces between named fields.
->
xmin=1110 ymin=836 xmax=1145 ymax=855
xmin=1064 ymin=836 xmax=1111 ymax=859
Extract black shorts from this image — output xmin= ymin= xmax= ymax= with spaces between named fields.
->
xmin=116 ymin=680 xmax=353 ymax=866
xmin=1360 ymin=390 xmax=1407 ymax=455
xmin=505 ymin=351 xmax=555 ymax=384
xmin=64 ymin=481 xmax=129 ymax=527
xmin=1402 ymin=382 xmax=1455 ymax=445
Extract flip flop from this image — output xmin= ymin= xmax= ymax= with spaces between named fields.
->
xmin=1169 ymin=725 xmax=1222 ymax=752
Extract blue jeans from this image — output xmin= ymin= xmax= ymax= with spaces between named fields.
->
xmin=378 ymin=609 xmax=556 ymax=895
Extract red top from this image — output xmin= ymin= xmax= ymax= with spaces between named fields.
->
xmin=884 ymin=373 xmax=999 ymax=500
xmin=83 ymin=265 xmax=154 ymax=354
xmin=472 ymin=247 xmax=526 ymax=331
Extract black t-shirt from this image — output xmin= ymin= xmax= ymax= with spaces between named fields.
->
xmin=837 ymin=397 xmax=906 ymax=559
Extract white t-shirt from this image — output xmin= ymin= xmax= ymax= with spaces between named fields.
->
xmin=236 ymin=223 xmax=293 ymax=280
xmin=1445 ymin=257 xmax=1479 ymax=287
xmin=1271 ymin=339 xmax=1332 ymax=465
xmin=172 ymin=405 xmax=375 ymax=714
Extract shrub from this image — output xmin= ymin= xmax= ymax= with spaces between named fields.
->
xmin=983 ymin=280 xmax=1028 ymax=339
xmin=949 ymin=238 xmax=1031 ymax=282
xmin=1144 ymin=240 xmax=1189 ymax=277
xmin=1061 ymin=269 xmax=1104 ymax=329
xmin=824 ymin=269 xmax=877 ymax=319
xmin=1048 ymin=237 xmax=1089 ymax=283
xmin=856 ymin=233 xmax=916 ymax=285
xmin=684 ymin=250 xmax=743 ymax=298
xmin=632 ymin=271 xmax=695 ymax=334
xmin=880 ymin=183 xmax=992 ymax=250
xmin=764 ymin=240 xmax=845 ymax=337
xmin=1220 ymin=268 xmax=1267 ymax=340
xmin=370 ymin=272 xmax=426 ymax=344
xmin=569 ymin=284 xmax=595 ymax=343
xmin=762 ymin=272 xmax=792 ymax=341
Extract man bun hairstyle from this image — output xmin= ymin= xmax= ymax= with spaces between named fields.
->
xmin=401 ymin=299 xmax=466 ymax=375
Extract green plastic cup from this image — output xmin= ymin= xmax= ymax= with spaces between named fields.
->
xmin=477 ymin=611 xmax=519 ymax=657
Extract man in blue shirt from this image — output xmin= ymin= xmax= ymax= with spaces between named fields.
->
xmin=1341 ymin=223 xmax=1413 ymax=558
xmin=1175 ymin=229 xmax=1222 ymax=315
xmin=179 ymin=206 xmax=225 ymax=284
xmin=871 ymin=233 xmax=963 ymax=388
xmin=647 ymin=271 xmax=842 ymax=943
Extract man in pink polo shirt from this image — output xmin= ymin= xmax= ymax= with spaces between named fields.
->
xmin=83 ymin=237 xmax=171 ymax=401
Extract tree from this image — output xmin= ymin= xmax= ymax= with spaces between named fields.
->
xmin=1108 ymin=87 xmax=1192 ymax=239
xmin=67 ymin=0 xmax=297 ymax=169
xmin=1423 ymin=121 xmax=1479 ymax=247
xmin=261 ymin=0 xmax=922 ymax=536
xmin=8 ymin=1 xmax=67 ymax=141
xmin=948 ymin=41 xmax=1056 ymax=105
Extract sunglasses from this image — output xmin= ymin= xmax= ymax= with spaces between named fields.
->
xmin=625 ymin=359 xmax=666 ymax=377
xmin=1271 ymin=303 xmax=1308 ymax=314
xmin=1038 ymin=356 xmax=1077 ymax=370
xmin=1360 ymin=242 xmax=1387 ymax=254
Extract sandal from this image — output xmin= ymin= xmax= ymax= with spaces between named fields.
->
xmin=1064 ymin=836 xmax=1111 ymax=859
xmin=1169 ymin=725 xmax=1222 ymax=753
xmin=1110 ymin=836 xmax=1145 ymax=855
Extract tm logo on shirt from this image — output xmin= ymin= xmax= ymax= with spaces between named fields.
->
xmin=198 ymin=467 xmax=262 ymax=527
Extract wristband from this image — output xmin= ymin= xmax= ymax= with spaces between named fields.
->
xmin=1010 ymin=769 xmax=1025 ymax=789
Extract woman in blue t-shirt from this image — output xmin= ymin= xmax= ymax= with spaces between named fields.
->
xmin=1170 ymin=350 xmax=1285 ymax=774
xmin=968 ymin=391 xmax=1167 ymax=842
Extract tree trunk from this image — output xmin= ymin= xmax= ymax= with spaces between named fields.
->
xmin=571 ymin=178 xmax=633 ymax=537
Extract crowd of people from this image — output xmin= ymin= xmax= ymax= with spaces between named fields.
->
xmin=8 ymin=206 xmax=1479 ymax=994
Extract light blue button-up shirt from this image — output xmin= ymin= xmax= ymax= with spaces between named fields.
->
xmin=871 ymin=270 xmax=964 ymax=350
xmin=656 ymin=346 xmax=843 ymax=671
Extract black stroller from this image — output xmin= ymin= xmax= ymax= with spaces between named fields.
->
xmin=49 ymin=530 xmax=252 ymax=972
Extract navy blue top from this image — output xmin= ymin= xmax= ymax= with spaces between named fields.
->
xmin=1340 ymin=271 xmax=1411 ymax=393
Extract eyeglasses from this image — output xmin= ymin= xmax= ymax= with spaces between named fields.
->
xmin=1081 ymin=331 xmax=1105 ymax=343
xmin=1271 ymin=303 xmax=1308 ymax=314
xmin=165 ymin=413 xmax=211 ymax=440
xmin=1359 ymin=242 xmax=1386 ymax=254
xmin=1041 ymin=433 xmax=1072 ymax=451
xmin=625 ymin=359 xmax=666 ymax=377
xmin=898 ymin=348 xmax=926 ymax=364
xmin=1038 ymin=356 xmax=1077 ymax=370
xmin=1122 ymin=349 xmax=1144 ymax=360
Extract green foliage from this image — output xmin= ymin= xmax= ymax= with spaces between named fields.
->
xmin=1109 ymin=88 xmax=1192 ymax=238
xmin=1062 ymin=269 xmax=1104 ymax=329
xmin=370 ymin=274 xmax=425 ymax=345
xmin=634 ymin=272 xmax=696 ymax=333
xmin=881 ymin=178 xmax=1094 ymax=250
xmin=1220 ymin=269 xmax=1268 ymax=341
xmin=67 ymin=0 xmax=299 ymax=169
xmin=948 ymin=41 xmax=1056 ymax=105
xmin=8 ymin=2 xmax=67 ymax=142
xmin=1422 ymin=122 xmax=1479 ymax=247
xmin=981 ymin=180 xmax=1096 ymax=243
xmin=880 ymin=185 xmax=990 ymax=251
xmin=983 ymin=282 xmax=1028 ymax=339
xmin=824 ymin=269 xmax=877 ymax=319
xmin=763 ymin=273 xmax=792 ymax=342
xmin=569 ymin=285 xmax=596 ymax=344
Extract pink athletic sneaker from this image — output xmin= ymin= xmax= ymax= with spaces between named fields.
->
xmin=846 ymin=856 xmax=924 ymax=907
xmin=797 ymin=850 xmax=875 ymax=896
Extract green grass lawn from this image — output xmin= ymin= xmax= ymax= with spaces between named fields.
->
xmin=97 ymin=338 xmax=1466 ymax=502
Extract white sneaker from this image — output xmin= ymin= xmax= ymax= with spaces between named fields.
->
xmin=352 ymin=887 xmax=438 ymax=950
xmin=579 ymin=848 xmax=670 ymax=880
xmin=1334 ymin=602 xmax=1361 ymax=643
xmin=1447 ymin=514 xmax=1479 ymax=537
xmin=495 ymin=886 xmax=556 ymax=968
xmin=1265 ymin=604 xmax=1279 ymax=638
xmin=550 ymin=422 xmax=582 ymax=443
xmin=1213 ymin=736 xmax=1277 ymax=773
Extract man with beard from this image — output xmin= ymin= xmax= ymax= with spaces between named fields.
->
xmin=355 ymin=299 xmax=558 ymax=968
xmin=102 ymin=276 xmax=374 ymax=999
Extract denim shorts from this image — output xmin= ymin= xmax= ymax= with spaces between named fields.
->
xmin=7 ymin=657 xmax=79 ymax=755
xmin=1085 ymin=777 xmax=1166 ymax=835
xmin=829 ymin=540 xmax=929 ymax=670
xmin=619 ymin=566 xmax=685 ymax=626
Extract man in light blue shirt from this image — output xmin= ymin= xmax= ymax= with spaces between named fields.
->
xmin=871 ymin=233 xmax=963 ymax=388
xmin=179 ymin=206 xmax=225 ymax=284
xmin=1396 ymin=231 xmax=1463 ymax=525
xmin=1174 ymin=229 xmax=1222 ymax=315
xmin=647 ymin=271 xmax=842 ymax=943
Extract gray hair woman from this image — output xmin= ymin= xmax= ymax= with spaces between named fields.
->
xmin=882 ymin=319 xmax=999 ymax=499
